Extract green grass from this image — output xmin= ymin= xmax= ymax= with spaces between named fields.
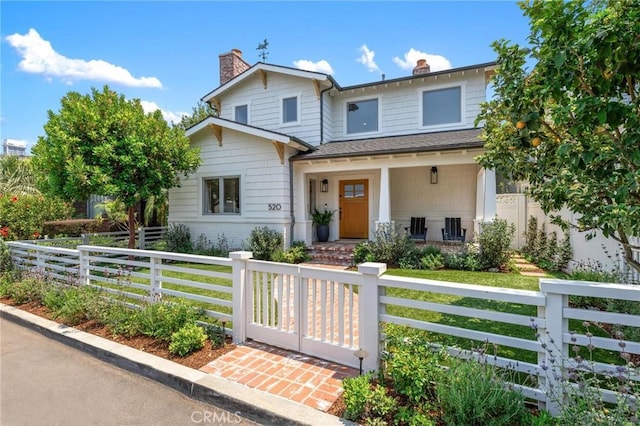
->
xmin=383 ymin=269 xmax=628 ymax=366
xmin=384 ymin=269 xmax=540 ymax=363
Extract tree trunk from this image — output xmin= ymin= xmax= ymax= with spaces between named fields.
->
xmin=128 ymin=206 xmax=136 ymax=249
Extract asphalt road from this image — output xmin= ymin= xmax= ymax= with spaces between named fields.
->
xmin=0 ymin=318 xmax=260 ymax=426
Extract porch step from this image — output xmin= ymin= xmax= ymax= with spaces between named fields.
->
xmin=306 ymin=241 xmax=357 ymax=267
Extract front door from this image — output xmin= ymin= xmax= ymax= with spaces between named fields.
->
xmin=339 ymin=179 xmax=368 ymax=239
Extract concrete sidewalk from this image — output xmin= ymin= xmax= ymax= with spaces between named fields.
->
xmin=0 ymin=303 xmax=353 ymax=426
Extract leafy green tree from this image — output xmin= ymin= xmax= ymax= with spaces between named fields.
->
xmin=175 ymin=101 xmax=217 ymax=130
xmin=477 ymin=0 xmax=640 ymax=273
xmin=32 ymin=86 xmax=201 ymax=248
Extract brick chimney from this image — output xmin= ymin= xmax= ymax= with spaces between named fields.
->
xmin=412 ymin=58 xmax=431 ymax=76
xmin=219 ymin=48 xmax=250 ymax=85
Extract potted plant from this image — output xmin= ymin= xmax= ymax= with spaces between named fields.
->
xmin=312 ymin=207 xmax=335 ymax=242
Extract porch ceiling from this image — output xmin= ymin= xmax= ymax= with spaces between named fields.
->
xmin=291 ymin=128 xmax=483 ymax=162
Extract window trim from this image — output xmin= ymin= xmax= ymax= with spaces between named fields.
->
xmin=343 ymin=94 xmax=382 ymax=137
xmin=202 ymin=176 xmax=241 ymax=215
xmin=279 ymin=94 xmax=301 ymax=126
xmin=233 ymin=103 xmax=249 ymax=124
xmin=418 ymin=83 xmax=466 ymax=130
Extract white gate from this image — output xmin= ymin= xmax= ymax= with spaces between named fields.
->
xmin=245 ymin=261 xmax=361 ymax=367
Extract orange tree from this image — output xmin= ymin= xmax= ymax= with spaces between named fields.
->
xmin=476 ymin=0 xmax=640 ymax=274
xmin=32 ymin=86 xmax=201 ymax=249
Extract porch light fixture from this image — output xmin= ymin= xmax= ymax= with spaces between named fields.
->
xmin=430 ymin=166 xmax=438 ymax=184
xmin=321 ymin=179 xmax=329 ymax=193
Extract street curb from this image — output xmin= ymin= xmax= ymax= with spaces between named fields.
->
xmin=0 ymin=303 xmax=353 ymax=426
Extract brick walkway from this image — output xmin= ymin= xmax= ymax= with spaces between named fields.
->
xmin=199 ymin=340 xmax=358 ymax=411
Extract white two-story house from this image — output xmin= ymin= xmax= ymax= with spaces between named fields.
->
xmin=168 ymin=49 xmax=497 ymax=248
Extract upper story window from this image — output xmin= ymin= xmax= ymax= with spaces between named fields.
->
xmin=282 ymin=96 xmax=298 ymax=124
xmin=422 ymin=86 xmax=462 ymax=127
xmin=234 ymin=104 xmax=248 ymax=124
xmin=203 ymin=176 xmax=240 ymax=214
xmin=347 ymin=98 xmax=379 ymax=134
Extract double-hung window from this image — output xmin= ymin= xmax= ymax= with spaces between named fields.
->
xmin=203 ymin=177 xmax=240 ymax=214
xmin=346 ymin=98 xmax=379 ymax=135
xmin=422 ymin=86 xmax=462 ymax=127
xmin=234 ymin=104 xmax=248 ymax=124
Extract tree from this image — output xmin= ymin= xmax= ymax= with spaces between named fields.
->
xmin=476 ymin=0 xmax=640 ymax=274
xmin=0 ymin=155 xmax=38 ymax=195
xmin=175 ymin=101 xmax=217 ymax=131
xmin=32 ymin=86 xmax=201 ymax=248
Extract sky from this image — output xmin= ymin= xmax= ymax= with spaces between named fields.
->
xmin=1 ymin=1 xmax=532 ymax=151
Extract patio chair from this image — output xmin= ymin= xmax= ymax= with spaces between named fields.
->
xmin=441 ymin=217 xmax=466 ymax=243
xmin=405 ymin=217 xmax=427 ymax=242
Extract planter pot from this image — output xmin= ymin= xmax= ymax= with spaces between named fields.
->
xmin=316 ymin=225 xmax=330 ymax=242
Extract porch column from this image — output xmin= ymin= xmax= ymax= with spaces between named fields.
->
xmin=377 ymin=166 xmax=391 ymax=224
xmin=475 ymin=168 xmax=497 ymax=233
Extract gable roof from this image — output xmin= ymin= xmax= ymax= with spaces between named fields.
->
xmin=202 ymin=62 xmax=335 ymax=103
xmin=291 ymin=128 xmax=483 ymax=161
xmin=185 ymin=116 xmax=316 ymax=152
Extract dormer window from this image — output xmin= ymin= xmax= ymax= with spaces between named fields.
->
xmin=422 ymin=86 xmax=463 ymax=127
xmin=282 ymin=96 xmax=299 ymax=125
xmin=234 ymin=104 xmax=248 ymax=124
xmin=346 ymin=98 xmax=379 ymax=134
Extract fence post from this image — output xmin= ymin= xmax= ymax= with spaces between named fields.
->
xmin=35 ymin=247 xmax=44 ymax=271
xmin=230 ymin=251 xmax=253 ymax=344
xmin=78 ymin=245 xmax=90 ymax=286
xmin=539 ymin=279 xmax=568 ymax=416
xmin=358 ymin=262 xmax=387 ymax=373
xmin=138 ymin=227 xmax=146 ymax=250
xmin=81 ymin=234 xmax=89 ymax=245
xmin=149 ymin=254 xmax=162 ymax=302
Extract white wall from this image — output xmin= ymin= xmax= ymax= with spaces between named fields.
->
xmin=168 ymin=128 xmax=294 ymax=249
xmin=220 ymin=73 xmax=321 ymax=145
xmin=390 ymin=165 xmax=478 ymax=241
xmin=326 ymin=71 xmax=486 ymax=141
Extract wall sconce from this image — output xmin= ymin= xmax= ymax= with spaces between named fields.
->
xmin=430 ymin=166 xmax=438 ymax=184
xmin=321 ymin=179 xmax=329 ymax=193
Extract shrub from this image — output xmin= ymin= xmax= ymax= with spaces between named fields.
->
xmin=165 ymin=223 xmax=193 ymax=253
xmin=443 ymin=244 xmax=483 ymax=271
xmin=169 ymin=323 xmax=208 ymax=356
xmin=41 ymin=219 xmax=106 ymax=237
xmin=437 ymin=357 xmax=528 ymax=426
xmin=272 ymin=245 xmax=310 ymax=264
xmin=0 ymin=239 xmax=12 ymax=273
xmin=522 ymin=216 xmax=572 ymax=271
xmin=133 ymin=300 xmax=203 ymax=342
xmin=352 ymin=241 xmax=374 ymax=264
xmin=202 ymin=322 xmax=226 ymax=348
xmin=362 ymin=223 xmax=415 ymax=267
xmin=477 ymin=218 xmax=515 ymax=270
xmin=0 ymin=194 xmax=73 ymax=240
xmin=343 ymin=373 xmax=375 ymax=421
xmin=246 ymin=226 xmax=282 ymax=261
xmin=3 ymin=271 xmax=48 ymax=304
xmin=47 ymin=286 xmax=94 ymax=325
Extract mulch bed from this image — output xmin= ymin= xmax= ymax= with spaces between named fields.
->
xmin=0 ymin=297 xmax=236 ymax=371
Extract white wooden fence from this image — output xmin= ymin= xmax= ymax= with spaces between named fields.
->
xmin=18 ymin=226 xmax=167 ymax=250
xmin=6 ymin=242 xmax=639 ymax=416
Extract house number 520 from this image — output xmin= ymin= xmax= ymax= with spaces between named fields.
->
xmin=268 ymin=203 xmax=281 ymax=211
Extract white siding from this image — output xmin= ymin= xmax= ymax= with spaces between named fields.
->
xmin=326 ymin=72 xmax=486 ymax=141
xmin=390 ymin=164 xmax=478 ymax=241
xmin=219 ymin=73 xmax=321 ymax=145
xmin=168 ymin=128 xmax=294 ymax=248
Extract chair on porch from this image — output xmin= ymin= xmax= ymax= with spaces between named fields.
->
xmin=441 ymin=217 xmax=466 ymax=243
xmin=405 ymin=217 xmax=427 ymax=242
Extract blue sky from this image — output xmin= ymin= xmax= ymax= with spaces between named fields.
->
xmin=1 ymin=1 xmax=531 ymax=150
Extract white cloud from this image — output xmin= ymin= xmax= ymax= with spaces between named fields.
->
xmin=292 ymin=59 xmax=334 ymax=75
xmin=357 ymin=44 xmax=380 ymax=73
xmin=5 ymin=28 xmax=162 ymax=88
xmin=140 ymin=101 xmax=187 ymax=124
xmin=393 ymin=48 xmax=452 ymax=72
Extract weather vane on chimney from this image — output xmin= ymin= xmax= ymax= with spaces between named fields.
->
xmin=257 ymin=38 xmax=269 ymax=62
